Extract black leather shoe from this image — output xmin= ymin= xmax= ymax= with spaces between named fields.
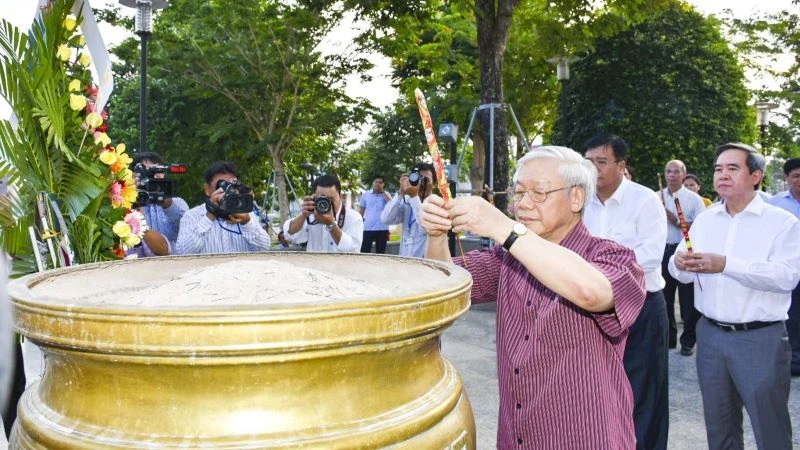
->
xmin=680 ymin=346 xmax=693 ymax=356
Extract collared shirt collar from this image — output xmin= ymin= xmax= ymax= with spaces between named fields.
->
xmin=717 ymin=192 xmax=765 ymax=217
xmin=591 ymin=177 xmax=629 ymax=206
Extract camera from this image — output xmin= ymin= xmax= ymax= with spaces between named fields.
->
xmin=408 ymin=168 xmax=422 ymax=186
xmin=133 ymin=163 xmax=187 ymax=206
xmin=314 ymin=195 xmax=332 ymax=214
xmin=215 ymin=179 xmax=254 ymax=217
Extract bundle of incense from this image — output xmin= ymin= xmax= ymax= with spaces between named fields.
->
xmin=657 ymin=173 xmax=666 ymax=205
xmin=674 ymin=198 xmax=702 ymax=290
xmin=414 ymin=89 xmax=466 ymax=263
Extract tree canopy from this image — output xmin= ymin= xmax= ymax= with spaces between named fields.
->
xmin=564 ymin=3 xmax=755 ymax=190
xmin=106 ymin=0 xmax=371 ymax=222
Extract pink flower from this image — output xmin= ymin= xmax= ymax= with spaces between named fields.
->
xmin=110 ymin=181 xmax=124 ymax=208
xmin=86 ymin=84 xmax=99 ymax=99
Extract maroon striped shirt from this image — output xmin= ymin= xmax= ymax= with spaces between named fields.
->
xmin=455 ymin=222 xmax=645 ymax=449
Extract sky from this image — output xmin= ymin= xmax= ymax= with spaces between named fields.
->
xmin=0 ymin=0 xmax=796 ymax=120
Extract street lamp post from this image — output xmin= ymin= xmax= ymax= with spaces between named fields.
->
xmin=755 ymin=101 xmax=779 ymax=151
xmin=546 ymin=56 xmax=577 ymax=146
xmin=119 ymin=0 xmax=169 ymax=153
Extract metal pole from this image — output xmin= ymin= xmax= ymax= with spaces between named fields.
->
xmin=138 ymin=33 xmax=150 ymax=152
xmin=560 ymin=79 xmax=569 ymax=146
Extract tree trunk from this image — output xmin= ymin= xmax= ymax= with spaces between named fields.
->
xmin=475 ymin=0 xmax=520 ymax=216
xmin=470 ymin=132 xmax=486 ymax=195
xmin=271 ymin=149 xmax=291 ymax=225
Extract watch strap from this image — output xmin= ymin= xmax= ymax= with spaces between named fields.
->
xmin=502 ymin=230 xmax=519 ymax=251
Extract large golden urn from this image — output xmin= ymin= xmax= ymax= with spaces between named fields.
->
xmin=8 ymin=253 xmax=474 ymax=449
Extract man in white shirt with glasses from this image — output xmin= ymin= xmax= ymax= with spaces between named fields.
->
xmin=583 ymin=133 xmax=669 ymax=450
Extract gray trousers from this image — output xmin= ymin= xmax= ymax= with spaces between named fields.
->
xmin=696 ymin=317 xmax=792 ymax=450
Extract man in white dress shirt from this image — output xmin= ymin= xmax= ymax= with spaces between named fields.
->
xmin=660 ymin=159 xmax=705 ymax=355
xmin=284 ymin=174 xmax=363 ymax=253
xmin=583 ymin=134 xmax=669 ymax=450
xmin=670 ymin=143 xmax=800 ymax=450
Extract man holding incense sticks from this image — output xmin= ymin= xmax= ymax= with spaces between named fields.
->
xmin=421 ymin=146 xmax=646 ymax=449
xmin=660 ymin=159 xmax=705 ymax=355
xmin=669 ymin=143 xmax=800 ymax=450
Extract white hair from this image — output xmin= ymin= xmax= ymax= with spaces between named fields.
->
xmin=512 ymin=145 xmax=597 ymax=211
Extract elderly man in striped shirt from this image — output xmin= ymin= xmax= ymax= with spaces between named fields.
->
xmin=421 ymin=146 xmax=646 ymax=449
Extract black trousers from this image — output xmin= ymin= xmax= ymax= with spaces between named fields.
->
xmin=624 ymin=290 xmax=670 ymax=450
xmin=662 ymin=243 xmax=700 ymax=349
xmin=787 ymin=283 xmax=800 ymax=374
xmin=360 ymin=230 xmax=388 ymax=254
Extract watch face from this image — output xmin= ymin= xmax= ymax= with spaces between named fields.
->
xmin=513 ymin=222 xmax=528 ymax=235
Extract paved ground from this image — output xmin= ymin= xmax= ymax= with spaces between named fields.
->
xmin=442 ymin=302 xmax=800 ymax=450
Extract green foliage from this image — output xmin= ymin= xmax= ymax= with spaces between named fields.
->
xmin=721 ymin=2 xmax=800 ymax=160
xmin=565 ymin=3 xmax=755 ymax=190
xmin=357 ymin=106 xmax=431 ymax=192
xmin=105 ymin=0 xmax=372 ymax=221
xmin=0 ymin=0 xmax=130 ymax=272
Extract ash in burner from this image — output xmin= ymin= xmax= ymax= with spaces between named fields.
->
xmin=104 ymin=260 xmax=387 ymax=306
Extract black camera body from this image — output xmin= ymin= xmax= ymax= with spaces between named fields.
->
xmin=215 ymin=179 xmax=254 ymax=217
xmin=314 ymin=195 xmax=332 ymax=214
xmin=133 ymin=163 xmax=185 ymax=206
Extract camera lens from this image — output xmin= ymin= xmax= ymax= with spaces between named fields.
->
xmin=315 ymin=196 xmax=332 ymax=214
xmin=136 ymin=191 xmax=150 ymax=205
xmin=408 ymin=172 xmax=421 ymax=186
xmin=216 ymin=179 xmax=230 ymax=190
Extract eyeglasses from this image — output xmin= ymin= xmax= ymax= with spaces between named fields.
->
xmin=512 ymin=186 xmax=574 ymax=203
xmin=585 ymin=158 xmax=621 ymax=169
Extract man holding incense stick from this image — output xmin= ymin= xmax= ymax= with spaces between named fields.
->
xmin=670 ymin=143 xmax=800 ymax=450
xmin=421 ymin=146 xmax=646 ymax=449
xmin=660 ymin=159 xmax=705 ymax=355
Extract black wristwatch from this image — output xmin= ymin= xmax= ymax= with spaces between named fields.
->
xmin=502 ymin=222 xmax=528 ymax=251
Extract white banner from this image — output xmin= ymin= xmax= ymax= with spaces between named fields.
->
xmin=73 ymin=0 xmax=113 ymax=112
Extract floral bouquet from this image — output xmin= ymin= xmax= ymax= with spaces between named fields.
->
xmin=0 ymin=0 xmax=139 ymax=274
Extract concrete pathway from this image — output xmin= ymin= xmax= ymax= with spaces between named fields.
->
xmin=442 ymin=303 xmax=800 ymax=450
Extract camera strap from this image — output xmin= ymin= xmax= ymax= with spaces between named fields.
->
xmin=306 ymin=204 xmax=346 ymax=228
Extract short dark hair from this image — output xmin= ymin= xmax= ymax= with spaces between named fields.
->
xmin=132 ymin=151 xmax=163 ymax=166
xmin=204 ymin=161 xmax=240 ymax=184
xmin=414 ymin=162 xmax=437 ymax=184
xmin=372 ymin=175 xmax=385 ymax=182
xmin=683 ymin=173 xmax=702 ymax=186
xmin=313 ymin=174 xmax=341 ymax=193
xmin=583 ymin=133 xmax=628 ymax=162
xmin=714 ymin=143 xmax=765 ymax=174
xmin=784 ymin=158 xmax=800 ymax=175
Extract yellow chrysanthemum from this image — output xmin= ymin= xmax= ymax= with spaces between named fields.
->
xmin=124 ymin=235 xmax=141 ymax=247
xmin=99 ymin=150 xmax=117 ymax=165
xmin=75 ymin=35 xmax=86 ymax=46
xmin=112 ymin=221 xmax=131 ymax=238
xmin=63 ymin=16 xmax=77 ymax=32
xmin=68 ymin=79 xmax=81 ymax=92
xmin=78 ymin=53 xmax=91 ymax=67
xmin=69 ymin=94 xmax=86 ymax=111
xmin=56 ymin=44 xmax=71 ymax=61
xmin=84 ymin=112 xmax=103 ymax=129
xmin=94 ymin=132 xmax=111 ymax=146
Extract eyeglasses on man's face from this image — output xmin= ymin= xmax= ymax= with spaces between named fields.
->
xmin=512 ymin=186 xmax=574 ymax=203
xmin=585 ymin=157 xmax=621 ymax=169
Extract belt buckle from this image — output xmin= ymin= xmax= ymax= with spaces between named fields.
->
xmin=717 ymin=322 xmax=736 ymax=332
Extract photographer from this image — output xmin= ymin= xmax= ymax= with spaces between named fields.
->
xmin=380 ymin=163 xmax=435 ymax=258
xmin=176 ymin=161 xmax=271 ymax=255
xmin=130 ymin=152 xmax=189 ymax=257
xmin=283 ymin=174 xmax=363 ymax=253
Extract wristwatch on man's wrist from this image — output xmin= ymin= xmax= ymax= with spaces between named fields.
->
xmin=326 ymin=223 xmax=335 ymax=231
xmin=502 ymin=222 xmax=528 ymax=251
